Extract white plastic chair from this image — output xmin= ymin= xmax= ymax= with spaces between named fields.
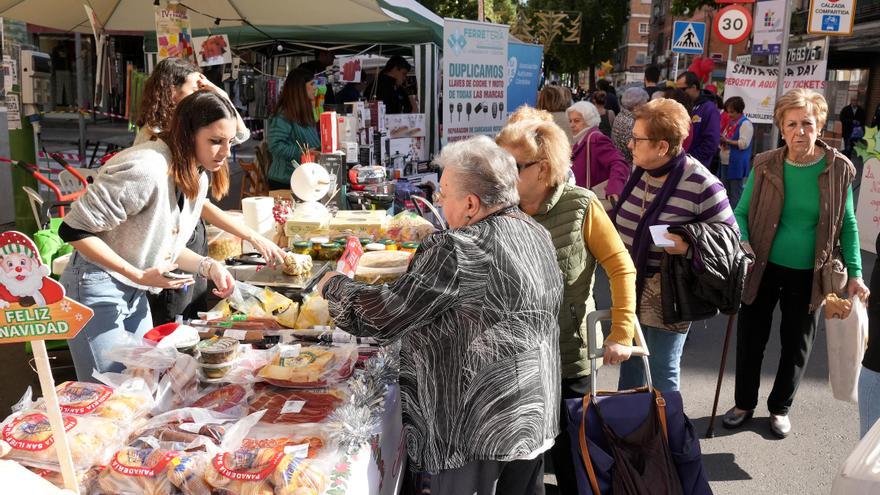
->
xmin=22 ymin=186 xmax=45 ymax=228
xmin=58 ymin=167 xmax=95 ymax=195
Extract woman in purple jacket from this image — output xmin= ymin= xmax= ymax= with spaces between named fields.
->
xmin=568 ymin=101 xmax=632 ymax=207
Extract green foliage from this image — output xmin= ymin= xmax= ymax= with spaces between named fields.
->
xmin=670 ymin=0 xmax=718 ymax=17
xmin=528 ymin=0 xmax=628 ymax=85
xmin=417 ymin=0 xmax=519 ymax=24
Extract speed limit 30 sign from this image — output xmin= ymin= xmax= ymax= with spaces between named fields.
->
xmin=714 ymin=5 xmax=752 ymax=45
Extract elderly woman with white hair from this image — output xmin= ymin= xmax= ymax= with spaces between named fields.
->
xmin=612 ymin=87 xmax=650 ymax=164
xmin=568 ymin=100 xmax=631 ymax=207
xmin=317 ymin=135 xmax=563 ymax=495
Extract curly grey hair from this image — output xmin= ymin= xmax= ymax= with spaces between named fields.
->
xmin=434 ymin=135 xmax=519 ymax=209
xmin=621 ymin=87 xmax=650 ymax=111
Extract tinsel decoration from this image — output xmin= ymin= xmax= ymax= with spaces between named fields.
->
xmin=326 ymin=344 xmax=401 ymax=452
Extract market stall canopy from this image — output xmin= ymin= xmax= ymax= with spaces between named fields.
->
xmin=0 ymin=0 xmax=404 ymax=32
xmin=202 ymin=0 xmax=443 ymax=46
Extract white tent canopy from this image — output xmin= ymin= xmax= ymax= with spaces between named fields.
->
xmin=0 ymin=0 xmax=400 ymax=33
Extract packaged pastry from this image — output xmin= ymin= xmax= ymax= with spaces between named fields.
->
xmin=258 ymin=344 xmax=357 ymax=388
xmin=293 ymin=296 xmax=332 ymax=329
xmin=249 ymin=385 xmax=344 ymax=425
xmin=197 ymin=336 xmax=240 ymax=364
xmin=53 ymin=379 xmax=153 ymax=424
xmin=1 ymin=411 xmax=121 ymax=472
xmin=354 ymin=250 xmax=412 ymax=284
xmin=282 ymin=253 xmax=313 ymax=277
xmin=825 ymin=293 xmax=853 ymax=319
xmin=30 ymin=466 xmax=101 ymax=493
xmin=168 ymin=451 xmax=213 ymax=495
xmin=96 ymin=446 xmax=180 ymax=495
xmin=199 ymin=361 xmax=235 ymax=380
xmin=384 ymin=210 xmax=435 ymax=242
xmin=205 ymin=446 xmax=326 ymax=495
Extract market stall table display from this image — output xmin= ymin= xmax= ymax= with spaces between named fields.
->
xmin=0 ymin=233 xmax=415 ymax=494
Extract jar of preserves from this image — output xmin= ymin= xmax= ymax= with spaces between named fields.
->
xmin=400 ymin=242 xmax=420 ymax=253
xmin=319 ymin=242 xmax=344 ymax=261
xmin=292 ymin=242 xmax=313 ymax=255
xmin=378 ymin=239 xmax=398 ymax=251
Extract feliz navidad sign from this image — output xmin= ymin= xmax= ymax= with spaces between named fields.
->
xmin=0 ymin=231 xmax=92 ymax=343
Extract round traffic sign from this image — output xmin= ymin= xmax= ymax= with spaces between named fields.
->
xmin=714 ymin=5 xmax=752 ymax=45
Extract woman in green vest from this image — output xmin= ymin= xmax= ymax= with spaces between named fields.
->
xmin=497 ymin=109 xmax=637 ymax=495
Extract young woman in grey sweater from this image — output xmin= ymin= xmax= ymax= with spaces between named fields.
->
xmin=60 ymin=91 xmax=239 ymax=380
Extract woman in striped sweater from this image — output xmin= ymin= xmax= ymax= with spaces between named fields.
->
xmin=611 ymin=98 xmax=737 ymax=392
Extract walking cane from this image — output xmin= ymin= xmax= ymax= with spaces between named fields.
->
xmin=706 ymin=313 xmax=737 ymax=438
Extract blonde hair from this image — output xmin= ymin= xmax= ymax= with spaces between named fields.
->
xmin=496 ymin=119 xmax=571 ymax=188
xmin=537 ymin=86 xmax=572 ymax=113
xmin=774 ymin=88 xmax=828 ymax=129
xmin=633 ymin=98 xmax=691 ymax=156
xmin=507 ymin=105 xmax=554 ymax=124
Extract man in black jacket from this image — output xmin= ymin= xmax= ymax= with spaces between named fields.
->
xmin=840 ymin=95 xmax=866 ymax=156
xmin=371 ymin=55 xmax=413 ymax=114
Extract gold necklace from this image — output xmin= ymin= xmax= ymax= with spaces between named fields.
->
xmin=641 ymin=176 xmax=659 ymax=218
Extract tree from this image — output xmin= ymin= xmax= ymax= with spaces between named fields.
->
xmin=417 ymin=0 xmax=519 ymax=24
xmin=528 ymin=0 xmax=629 ymax=89
xmin=671 ymin=0 xmax=718 ymax=17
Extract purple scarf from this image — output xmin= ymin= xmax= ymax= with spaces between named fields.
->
xmin=611 ymin=152 xmax=688 ymax=299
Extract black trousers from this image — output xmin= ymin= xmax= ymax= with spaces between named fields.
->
xmin=734 ymin=262 xmax=817 ymax=415
xmin=549 ymin=375 xmax=592 ymax=495
xmin=429 ymin=457 xmax=545 ymax=495
xmin=147 ymin=219 xmax=209 ymax=325
xmin=269 ymin=178 xmax=290 ymax=190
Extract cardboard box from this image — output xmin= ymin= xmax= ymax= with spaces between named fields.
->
xmin=320 ymin=111 xmax=339 ymax=153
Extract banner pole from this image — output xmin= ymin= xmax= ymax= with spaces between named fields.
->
xmin=31 ymin=339 xmax=79 ymax=493
xmin=769 ymin=0 xmax=793 ymax=147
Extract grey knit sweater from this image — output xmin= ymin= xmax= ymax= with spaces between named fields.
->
xmin=63 ymin=139 xmax=208 ymax=290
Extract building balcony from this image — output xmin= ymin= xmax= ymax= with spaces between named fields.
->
xmin=856 ymin=0 xmax=880 ymax=23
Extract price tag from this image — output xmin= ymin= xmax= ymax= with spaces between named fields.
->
xmin=284 ymin=443 xmax=310 ymax=459
xmin=281 ymin=400 xmax=306 ymax=414
xmin=224 ymin=329 xmax=248 ymax=340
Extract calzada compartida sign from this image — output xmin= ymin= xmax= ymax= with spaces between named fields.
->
xmin=443 ymin=19 xmax=509 ymax=144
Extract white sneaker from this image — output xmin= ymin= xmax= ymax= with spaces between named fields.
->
xmin=770 ymin=414 xmax=791 ymax=438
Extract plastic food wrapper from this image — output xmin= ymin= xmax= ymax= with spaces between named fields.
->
xmin=274 ymin=302 xmax=300 ymax=329
xmin=96 ymin=445 xmax=182 ymax=495
xmin=258 ymin=344 xmax=357 ymax=388
xmin=214 ymin=283 xmax=298 ymax=321
xmin=29 ymin=466 xmax=101 ymax=493
xmin=384 ymin=210 xmax=435 ymax=242
xmin=249 ymin=385 xmax=345 ymax=425
xmin=205 ymin=411 xmax=330 ymax=495
xmin=354 ymin=250 xmax=412 ymax=284
xmin=293 ymin=295 xmax=332 ymax=329
xmin=197 ymin=345 xmax=273 ymax=385
xmin=107 ymin=337 xmax=200 ymax=414
xmin=0 ymin=410 xmax=122 ymax=472
xmin=133 ymin=407 xmax=242 ymax=451
xmin=190 ymin=384 xmax=254 ymax=417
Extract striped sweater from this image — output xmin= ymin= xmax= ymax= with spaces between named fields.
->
xmin=615 ymin=156 xmax=738 ymax=273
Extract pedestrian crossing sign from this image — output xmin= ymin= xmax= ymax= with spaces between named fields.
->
xmin=672 ymin=21 xmax=706 ymax=54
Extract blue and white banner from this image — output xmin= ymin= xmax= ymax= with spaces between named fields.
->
xmin=507 ymin=41 xmax=543 ymax=113
xmin=443 ymin=18 xmax=508 ymax=144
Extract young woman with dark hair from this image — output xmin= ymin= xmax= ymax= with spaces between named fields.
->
xmin=267 ymin=67 xmax=321 ymax=189
xmin=134 ymin=58 xmax=285 ymax=325
xmin=59 ymin=91 xmax=242 ymax=380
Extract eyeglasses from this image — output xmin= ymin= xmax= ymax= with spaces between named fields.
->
xmin=517 ymin=159 xmax=541 ymax=172
xmin=628 ymin=135 xmax=658 ymax=145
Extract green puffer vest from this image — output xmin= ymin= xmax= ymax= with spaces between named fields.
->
xmin=532 ymin=183 xmax=600 ymax=379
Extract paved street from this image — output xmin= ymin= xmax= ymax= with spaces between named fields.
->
xmin=550 ymin=253 xmax=874 ymax=495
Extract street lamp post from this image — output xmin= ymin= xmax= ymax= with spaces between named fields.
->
xmin=769 ymin=0 xmax=794 ymax=148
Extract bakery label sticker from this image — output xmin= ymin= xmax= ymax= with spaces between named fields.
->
xmin=111 ymin=449 xmax=179 ymax=477
xmin=56 ymin=381 xmax=113 ymax=414
xmin=212 ymin=450 xmax=286 ymax=481
xmin=0 ymin=232 xmax=93 ymax=344
xmin=2 ymin=413 xmax=77 ymax=451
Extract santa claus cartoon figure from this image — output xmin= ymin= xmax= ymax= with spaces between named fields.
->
xmin=0 ymin=232 xmax=64 ymax=309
